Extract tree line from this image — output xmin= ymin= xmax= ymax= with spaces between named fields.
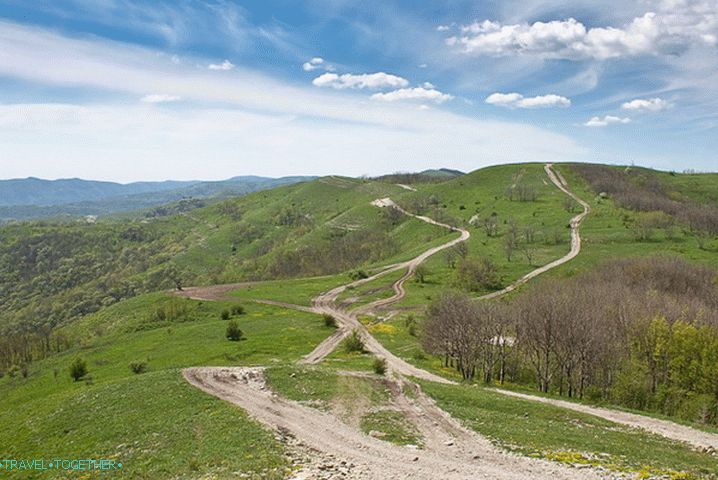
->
xmin=422 ymin=256 xmax=718 ymax=425
xmin=572 ymin=164 xmax=718 ymax=239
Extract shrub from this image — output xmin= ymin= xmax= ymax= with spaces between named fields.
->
xmin=226 ymin=320 xmax=243 ymax=341
xmin=129 ymin=361 xmax=148 ymax=374
xmin=323 ymin=313 xmax=337 ymax=328
xmin=343 ymin=330 xmax=365 ymax=353
xmin=69 ymin=357 xmax=88 ymax=382
xmin=373 ymin=357 xmax=387 ymax=375
xmin=230 ymin=304 xmax=245 ymax=316
xmin=349 ymin=270 xmax=369 ymax=281
xmin=220 ymin=309 xmax=231 ymax=320
xmin=7 ymin=365 xmax=20 ymax=378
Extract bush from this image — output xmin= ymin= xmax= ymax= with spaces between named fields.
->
xmin=323 ymin=313 xmax=337 ymax=328
xmin=373 ymin=357 xmax=387 ymax=375
xmin=220 ymin=309 xmax=231 ymax=320
xmin=69 ymin=357 xmax=88 ymax=382
xmin=7 ymin=365 xmax=20 ymax=378
xmin=404 ymin=315 xmax=417 ymax=336
xmin=226 ymin=320 xmax=243 ymax=341
xmin=349 ymin=270 xmax=369 ymax=281
xmin=343 ymin=330 xmax=365 ymax=353
xmin=230 ymin=304 xmax=245 ymax=316
xmin=129 ymin=361 xmax=148 ymax=374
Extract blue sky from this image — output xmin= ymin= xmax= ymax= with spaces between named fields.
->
xmin=0 ymin=0 xmax=716 ymax=181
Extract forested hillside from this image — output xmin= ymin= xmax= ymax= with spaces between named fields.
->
xmin=0 ymin=176 xmax=450 ymax=367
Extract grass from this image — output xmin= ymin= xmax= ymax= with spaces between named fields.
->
xmin=0 ymin=294 xmax=329 ymax=479
xmin=266 ymin=365 xmax=420 ymax=447
xmin=360 ymin=410 xmax=423 ymax=447
xmin=420 ymin=381 xmax=718 ymax=478
xmin=2 ymin=370 xmax=289 ymax=479
xmin=229 ymin=275 xmax=346 ymax=307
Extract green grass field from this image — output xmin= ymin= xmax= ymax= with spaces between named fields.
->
xmin=0 ymin=296 xmax=329 ymax=479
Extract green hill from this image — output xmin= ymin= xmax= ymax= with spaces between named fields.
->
xmin=2 ymin=162 xmax=718 ymax=479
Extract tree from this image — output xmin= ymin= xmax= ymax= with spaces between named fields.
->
xmin=456 ymin=257 xmax=501 ymax=292
xmin=69 ymin=357 xmax=87 ymax=382
xmin=421 ymin=291 xmax=495 ymax=381
xmin=414 ymin=265 xmax=429 ymax=284
xmin=226 ymin=320 xmax=243 ymax=341
xmin=482 ymin=213 xmax=499 ymax=237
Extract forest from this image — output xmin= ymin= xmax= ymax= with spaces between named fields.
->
xmin=422 ymin=256 xmax=718 ymax=425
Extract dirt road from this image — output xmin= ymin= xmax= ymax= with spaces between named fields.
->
xmin=184 ymin=367 xmax=600 ymax=480
xmin=496 ymin=389 xmax=718 ymax=451
xmin=477 ymin=163 xmax=591 ymax=300
xmin=181 ymin=163 xmax=718 ymax=476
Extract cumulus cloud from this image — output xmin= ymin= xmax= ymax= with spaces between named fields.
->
xmin=0 ymin=20 xmax=586 ymax=181
xmin=584 ymin=115 xmax=631 ymax=127
xmin=140 ymin=94 xmax=181 ymax=103
xmin=621 ymin=97 xmax=670 ymax=112
xmin=370 ymin=87 xmax=454 ymax=103
xmin=208 ymin=59 xmax=234 ymax=70
xmin=485 ymin=92 xmax=571 ymax=108
xmin=449 ymin=2 xmax=718 ymax=60
xmin=312 ymin=72 xmax=409 ymax=90
xmin=302 ymin=57 xmax=326 ymax=71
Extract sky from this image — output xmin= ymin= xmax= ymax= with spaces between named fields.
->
xmin=0 ymin=0 xmax=716 ymax=182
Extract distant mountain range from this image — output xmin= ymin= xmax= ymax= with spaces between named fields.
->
xmin=0 ymin=176 xmax=315 ymax=221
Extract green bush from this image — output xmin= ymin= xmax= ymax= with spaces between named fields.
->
xmin=343 ymin=330 xmax=365 ymax=353
xmin=349 ymin=270 xmax=369 ymax=281
xmin=129 ymin=361 xmax=148 ymax=374
xmin=220 ymin=309 xmax=231 ymax=320
xmin=7 ymin=365 xmax=20 ymax=378
xmin=226 ymin=320 xmax=243 ymax=341
xmin=323 ymin=314 xmax=337 ymax=328
xmin=69 ymin=357 xmax=88 ymax=382
xmin=372 ymin=357 xmax=387 ymax=375
xmin=230 ymin=304 xmax=245 ymax=316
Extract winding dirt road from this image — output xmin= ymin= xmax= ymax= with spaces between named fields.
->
xmin=478 ymin=164 xmax=591 ymax=300
xmin=181 ymin=164 xmax=718 ymax=478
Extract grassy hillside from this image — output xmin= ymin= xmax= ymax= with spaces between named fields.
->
xmin=2 ymin=162 xmax=718 ymax=478
xmin=0 ymin=297 xmax=330 ymax=479
xmin=0 ymin=176 xmax=446 ymax=333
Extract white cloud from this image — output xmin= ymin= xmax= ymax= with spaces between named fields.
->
xmin=450 ymin=2 xmax=718 ymax=60
xmin=370 ymin=87 xmax=454 ymax=103
xmin=621 ymin=97 xmax=670 ymax=112
xmin=302 ymin=57 xmax=325 ymax=71
xmin=0 ymin=20 xmax=585 ymax=180
xmin=584 ymin=115 xmax=631 ymax=127
xmin=437 ymin=25 xmax=451 ymax=32
xmin=485 ymin=92 xmax=571 ymax=108
xmin=140 ymin=94 xmax=181 ymax=103
xmin=312 ymin=72 xmax=409 ymax=89
xmin=208 ymin=59 xmax=234 ymax=70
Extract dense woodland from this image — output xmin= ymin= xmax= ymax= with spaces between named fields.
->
xmin=423 ymin=256 xmax=718 ymax=425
